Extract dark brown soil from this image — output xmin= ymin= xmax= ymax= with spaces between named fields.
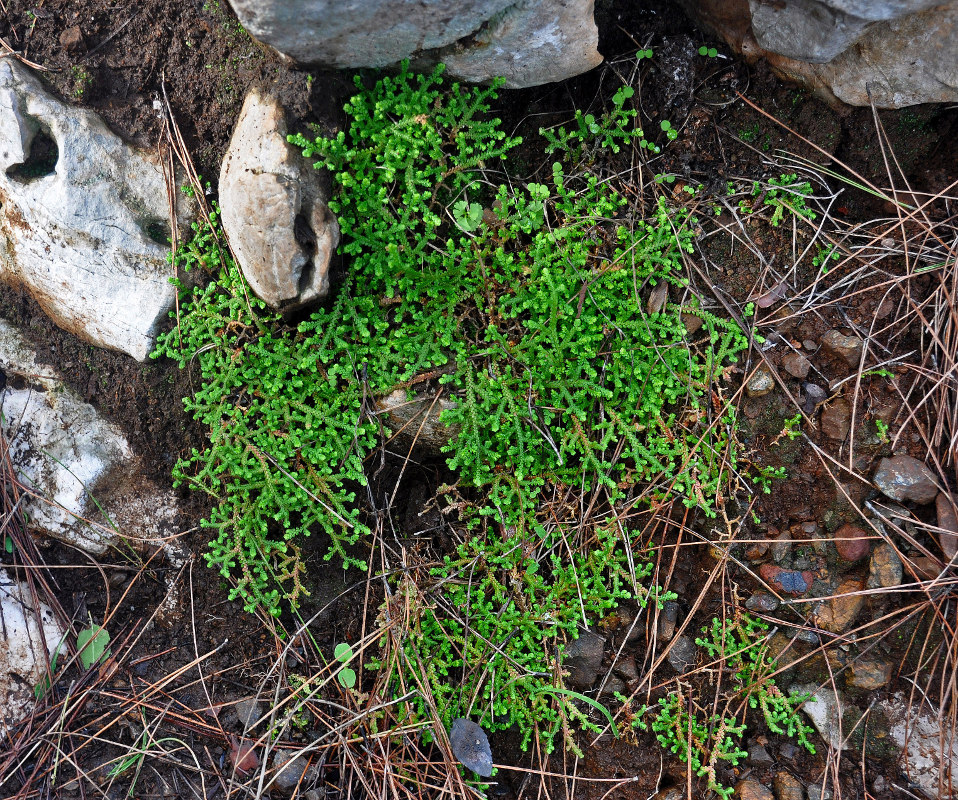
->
xmin=1 ymin=1 xmax=956 ymax=799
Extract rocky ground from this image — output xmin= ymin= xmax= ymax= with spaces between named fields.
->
xmin=0 ymin=2 xmax=956 ymax=800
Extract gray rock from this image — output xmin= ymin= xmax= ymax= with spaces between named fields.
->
xmin=747 ymin=367 xmax=775 ymax=397
xmin=234 ymin=698 xmax=263 ymax=730
xmin=219 ymin=89 xmax=338 ymax=312
xmin=564 ymin=629 xmax=605 ymax=689
xmin=449 ymin=718 xmax=493 ymax=776
xmin=782 ymin=351 xmax=812 ymax=379
xmin=820 ymin=330 xmax=864 ymax=368
xmin=802 ymin=382 xmax=828 ymax=415
xmin=0 ymin=320 xmax=178 ymax=555
xmin=807 ymin=785 xmax=832 ymax=800
xmin=747 ymin=0 xmax=942 ymax=63
xmin=226 ymin=0 xmax=603 ymax=89
xmin=0 ymin=570 xmax=66 ymax=736
xmin=667 ymin=635 xmax=697 ymax=674
xmin=613 ymin=654 xmax=638 ymax=684
xmin=598 ymin=676 xmax=627 ymax=697
xmin=873 ymin=456 xmax=940 ymax=504
xmin=749 ymin=743 xmax=774 ymax=764
xmin=681 ymin=0 xmax=958 ymax=108
xmin=876 ymin=692 xmax=958 ymax=799
xmin=0 ymin=60 xmax=192 ymax=361
xmin=792 ymin=683 xmax=849 ymax=751
xmin=271 ymin=749 xmax=320 ymax=791
xmin=820 ymin=398 xmax=851 ymax=441
xmin=746 ymin=592 xmax=780 ymax=612
xmin=770 ymin=529 xmax=793 ymax=563
xmin=658 ymin=600 xmax=679 ymax=641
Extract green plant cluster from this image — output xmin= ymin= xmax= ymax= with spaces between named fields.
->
xmin=157 ymin=62 xmax=749 ymax=754
xmin=642 ymin=611 xmax=815 ymax=798
xmin=696 ymin=611 xmax=816 ymax=752
xmin=650 ymin=692 xmax=747 ymax=800
xmin=752 ymin=174 xmax=817 ymax=227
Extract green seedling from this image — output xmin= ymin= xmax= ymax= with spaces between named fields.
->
xmin=77 ymin=623 xmax=111 ymax=671
xmin=698 ymin=45 xmax=719 ymax=58
xmin=334 ymin=642 xmax=357 ymax=689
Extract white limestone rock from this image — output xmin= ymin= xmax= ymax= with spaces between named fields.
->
xmin=0 ymin=60 xmax=192 ymax=361
xmin=0 ymin=570 xmax=65 ymax=735
xmin=219 ymin=89 xmax=338 ymax=312
xmin=0 ymin=320 xmax=178 ymax=555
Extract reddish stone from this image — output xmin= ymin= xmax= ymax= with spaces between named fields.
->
xmin=833 ymin=523 xmax=871 ymax=562
xmin=759 ymin=564 xmax=814 ymax=596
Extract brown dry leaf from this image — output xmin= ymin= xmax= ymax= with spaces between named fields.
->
xmin=229 ymin=735 xmax=259 ymax=774
xmin=647 ymin=282 xmax=668 ymax=315
xmin=755 ymin=281 xmax=788 ymax=308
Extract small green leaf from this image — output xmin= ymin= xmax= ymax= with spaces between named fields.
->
xmin=338 ymin=667 xmax=357 ymax=688
xmin=334 ymin=642 xmax=353 ymax=662
xmin=77 ymin=625 xmax=111 ymax=671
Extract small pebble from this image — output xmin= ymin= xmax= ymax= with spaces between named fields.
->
xmin=821 ymin=329 xmax=864 ymax=367
xmin=935 ymin=492 xmax=958 ymax=561
xmin=867 ymin=542 xmax=903 ymax=589
xmin=873 ymin=455 xmax=940 ymax=504
xmin=846 ymin=655 xmax=893 ymax=690
xmin=833 ymin=523 xmax=870 ymax=562
xmin=667 ymin=635 xmax=697 ymax=673
xmin=734 ymin=778 xmax=774 ymax=800
xmin=651 ymin=787 xmax=686 ymax=800
xmin=657 ymin=600 xmax=679 ymax=642
xmin=747 ymin=367 xmax=775 ymax=397
xmin=769 ymin=530 xmax=792 ymax=563
xmin=812 ymin=577 xmax=865 ymax=634
xmin=773 ymin=771 xmax=804 ymax=800
xmin=760 ymin=564 xmax=814 ymax=596
xmin=749 ymin=743 xmax=774 ymax=764
xmin=234 ymin=698 xmax=262 ymax=730
xmin=746 ymin=592 xmax=780 ymax=612
xmin=820 ymin=398 xmax=851 ymax=441
xmin=782 ymin=351 xmax=811 ymax=379
xmin=801 ymin=382 xmax=827 ymax=414
xmin=807 ymin=784 xmax=832 ymax=800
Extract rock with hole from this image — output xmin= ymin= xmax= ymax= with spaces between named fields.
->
xmin=0 ymin=60 xmax=193 ymax=360
xmin=219 ymin=89 xmax=339 ymax=312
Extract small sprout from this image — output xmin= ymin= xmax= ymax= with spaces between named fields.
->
xmin=636 ymin=48 xmax=654 ymax=60
xmin=698 ymin=45 xmax=719 ymax=57
xmin=875 ymin=419 xmax=890 ymax=443
xmin=334 ymin=642 xmax=357 ymax=689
